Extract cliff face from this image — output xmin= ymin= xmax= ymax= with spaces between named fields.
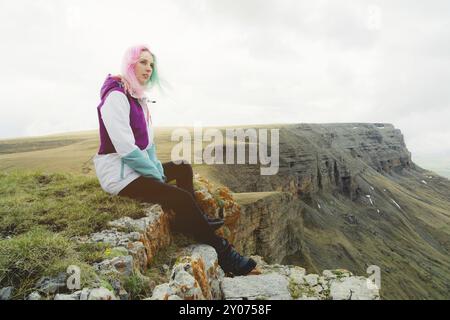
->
xmin=232 ymin=192 xmax=304 ymax=264
xmin=209 ymin=123 xmax=413 ymax=198
xmin=203 ymin=123 xmax=450 ymax=300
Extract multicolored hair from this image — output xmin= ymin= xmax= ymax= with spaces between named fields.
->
xmin=121 ymin=44 xmax=162 ymax=99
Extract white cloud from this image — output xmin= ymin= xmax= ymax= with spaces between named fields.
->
xmin=0 ymin=0 xmax=449 ymax=164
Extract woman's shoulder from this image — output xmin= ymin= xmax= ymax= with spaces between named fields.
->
xmin=100 ymin=74 xmax=127 ymax=99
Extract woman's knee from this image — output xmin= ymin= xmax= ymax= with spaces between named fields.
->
xmin=176 ymin=161 xmax=193 ymax=178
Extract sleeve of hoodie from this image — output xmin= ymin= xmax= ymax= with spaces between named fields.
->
xmin=146 ymin=143 xmax=166 ymax=181
xmin=101 ymin=90 xmax=164 ymax=182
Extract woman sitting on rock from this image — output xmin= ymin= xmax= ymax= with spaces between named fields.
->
xmin=93 ymin=44 xmax=256 ymax=276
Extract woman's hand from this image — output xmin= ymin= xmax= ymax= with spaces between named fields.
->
xmin=113 ymin=74 xmax=131 ymax=95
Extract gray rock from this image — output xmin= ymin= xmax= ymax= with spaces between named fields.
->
xmin=88 ymin=287 xmax=117 ymax=300
xmin=118 ymin=288 xmax=129 ymax=300
xmin=27 ymin=291 xmax=42 ymax=300
xmin=54 ymin=291 xmax=81 ymax=300
xmin=94 ymin=255 xmax=134 ymax=277
xmin=36 ymin=273 xmax=67 ymax=295
xmin=304 ymin=274 xmax=319 ymax=287
xmin=79 ymin=288 xmax=91 ymax=300
xmin=0 ymin=286 xmax=14 ymax=300
xmin=221 ymin=273 xmax=291 ymax=300
xmin=182 ymin=244 xmax=224 ymax=299
xmin=329 ymin=276 xmax=380 ymax=300
xmin=171 ymin=269 xmax=204 ymax=300
xmin=89 ymin=229 xmax=140 ymax=247
xmin=289 ymin=267 xmax=306 ymax=284
xmin=108 ymin=206 xmax=164 ymax=233
xmin=323 ymin=270 xmax=337 ymax=279
xmin=128 ymin=241 xmax=148 ymax=272
xmin=150 ymin=283 xmax=175 ymax=300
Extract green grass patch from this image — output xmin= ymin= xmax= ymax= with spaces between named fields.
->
xmin=0 ymin=170 xmax=147 ymax=237
xmin=0 ymin=170 xmax=153 ymax=299
xmin=0 ymin=227 xmax=99 ymax=299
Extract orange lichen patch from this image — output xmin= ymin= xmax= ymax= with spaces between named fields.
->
xmin=217 ymin=187 xmax=234 ymax=201
xmin=127 ymin=241 xmax=147 ymax=272
xmin=191 ymin=258 xmax=211 ymax=300
xmin=195 ymin=191 xmax=219 ymax=217
xmin=139 ymin=213 xmax=172 ymax=265
xmin=192 ymin=174 xmax=244 ymax=244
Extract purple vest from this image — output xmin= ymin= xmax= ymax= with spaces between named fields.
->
xmin=97 ymin=75 xmax=149 ymax=154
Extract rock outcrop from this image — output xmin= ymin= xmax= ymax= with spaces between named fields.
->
xmin=149 ymin=246 xmax=379 ymax=300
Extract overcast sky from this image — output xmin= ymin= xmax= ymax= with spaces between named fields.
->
xmin=1 ymin=0 xmax=449 ymax=164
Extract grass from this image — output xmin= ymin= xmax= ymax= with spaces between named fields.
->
xmin=0 ymin=227 xmax=99 ymax=299
xmin=0 ymin=170 xmax=150 ymax=299
xmin=0 ymin=170 xmax=146 ymax=237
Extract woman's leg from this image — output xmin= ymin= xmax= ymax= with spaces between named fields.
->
xmin=162 ymin=161 xmax=195 ymax=197
xmin=162 ymin=161 xmax=224 ymax=227
xmin=118 ymin=175 xmax=221 ymax=248
xmin=118 ymin=161 xmax=256 ymax=276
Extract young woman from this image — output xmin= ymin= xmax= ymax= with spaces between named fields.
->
xmin=93 ymin=44 xmax=256 ymax=276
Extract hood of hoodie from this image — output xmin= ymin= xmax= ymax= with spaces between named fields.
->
xmin=100 ymin=74 xmax=123 ymax=101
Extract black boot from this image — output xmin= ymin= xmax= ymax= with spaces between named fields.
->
xmin=206 ymin=216 xmax=224 ymax=230
xmin=217 ymin=238 xmax=256 ymax=276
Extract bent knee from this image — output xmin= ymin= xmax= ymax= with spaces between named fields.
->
xmin=178 ymin=161 xmax=193 ymax=176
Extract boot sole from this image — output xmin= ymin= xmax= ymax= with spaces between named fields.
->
xmin=231 ymin=258 xmax=257 ymax=277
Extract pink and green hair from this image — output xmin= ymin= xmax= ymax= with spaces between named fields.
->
xmin=121 ymin=44 xmax=162 ymax=99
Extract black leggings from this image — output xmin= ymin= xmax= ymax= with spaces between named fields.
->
xmin=118 ymin=161 xmax=222 ymax=249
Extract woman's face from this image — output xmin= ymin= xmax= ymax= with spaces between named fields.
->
xmin=134 ymin=50 xmax=154 ymax=85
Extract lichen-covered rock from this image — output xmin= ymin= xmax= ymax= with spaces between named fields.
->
xmin=181 ymin=244 xmax=225 ymax=299
xmin=127 ymin=241 xmax=148 ymax=272
xmin=221 ymin=273 xmax=291 ymax=300
xmin=94 ymin=255 xmax=134 ymax=277
xmin=149 ymin=244 xmax=224 ymax=300
xmin=108 ymin=203 xmax=172 ymax=266
xmin=148 ymin=283 xmax=176 ymax=300
xmin=193 ymin=174 xmax=241 ymax=244
xmin=89 ymin=229 xmax=141 ymax=247
xmin=147 ymin=249 xmax=380 ymax=301
xmin=171 ymin=268 xmax=204 ymax=300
